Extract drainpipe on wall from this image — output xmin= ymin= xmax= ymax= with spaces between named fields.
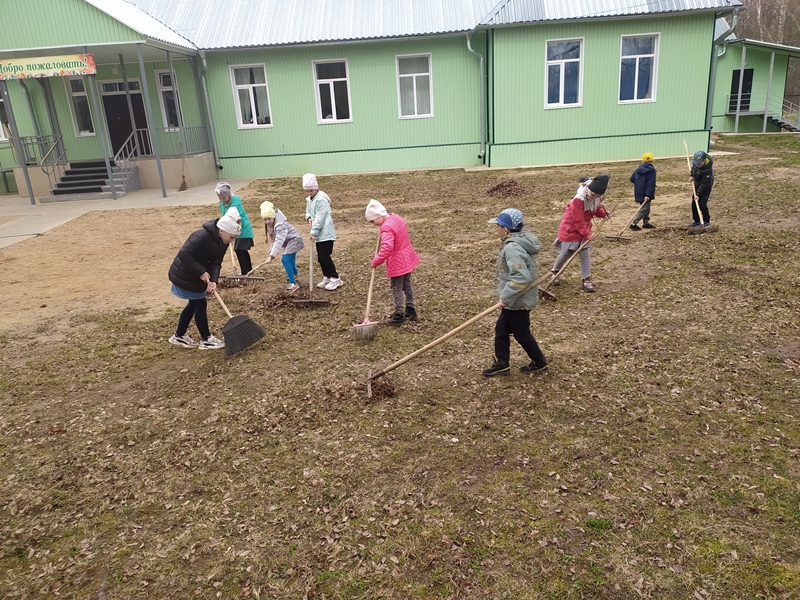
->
xmin=199 ymin=51 xmax=222 ymax=170
xmin=18 ymin=80 xmax=42 ymax=139
xmin=466 ymin=32 xmax=486 ymax=164
xmin=706 ymin=9 xmax=740 ymax=130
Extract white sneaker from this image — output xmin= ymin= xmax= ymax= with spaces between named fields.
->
xmin=169 ymin=333 xmax=199 ymax=348
xmin=198 ymin=335 xmax=225 ymax=350
xmin=287 ymin=283 xmax=300 ymax=293
xmin=316 ymin=277 xmax=330 ymax=289
xmin=324 ymin=277 xmax=344 ymax=291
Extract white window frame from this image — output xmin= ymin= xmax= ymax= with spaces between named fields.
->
xmin=156 ymin=70 xmax=184 ymax=132
xmin=0 ymin=99 xmax=8 ymax=141
xmin=544 ymin=37 xmax=584 ymax=109
xmin=618 ymin=34 xmax=659 ymax=104
xmin=396 ymin=53 xmax=434 ymax=119
xmin=230 ymin=64 xmax=273 ymax=129
xmin=312 ymin=59 xmax=353 ymax=124
xmin=65 ymin=76 xmax=96 ymax=137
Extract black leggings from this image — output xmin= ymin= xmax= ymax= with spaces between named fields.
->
xmin=315 ymin=240 xmax=338 ymax=278
xmin=176 ymin=298 xmax=210 ymax=340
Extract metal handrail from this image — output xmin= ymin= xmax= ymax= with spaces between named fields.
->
xmin=40 ymin=135 xmax=67 ymax=192
xmin=112 ymin=130 xmax=141 ymax=195
xmin=725 ymin=91 xmax=800 ymax=131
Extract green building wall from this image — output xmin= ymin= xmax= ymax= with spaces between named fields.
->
xmin=204 ymin=35 xmax=485 ymax=178
xmin=486 ymin=14 xmax=716 ymax=167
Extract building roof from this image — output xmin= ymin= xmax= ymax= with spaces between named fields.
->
xmin=85 ymin=0 xmax=196 ymax=51
xmin=482 ymin=0 xmax=743 ymax=27
xmin=123 ymin=0 xmax=743 ymax=50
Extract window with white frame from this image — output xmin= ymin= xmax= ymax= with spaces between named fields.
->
xmin=545 ymin=39 xmax=583 ymax=108
xmin=66 ymin=77 xmax=95 ymax=135
xmin=0 ymin=99 xmax=8 ymax=141
xmin=157 ymin=71 xmax=183 ymax=130
xmin=231 ymin=65 xmax=272 ymax=128
xmin=619 ymin=35 xmax=658 ymax=102
xmin=397 ymin=54 xmax=433 ymax=118
xmin=313 ymin=60 xmax=351 ymax=123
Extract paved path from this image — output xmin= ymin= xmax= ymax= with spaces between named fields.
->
xmin=0 ymin=180 xmax=253 ymax=250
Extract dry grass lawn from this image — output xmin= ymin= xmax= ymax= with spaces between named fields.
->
xmin=1 ymin=134 xmax=799 ymax=599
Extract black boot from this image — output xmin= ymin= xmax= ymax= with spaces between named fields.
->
xmin=386 ymin=311 xmax=405 ymax=326
xmin=404 ymin=306 xmax=418 ymax=321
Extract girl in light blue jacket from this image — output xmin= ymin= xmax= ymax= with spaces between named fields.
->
xmin=303 ymin=173 xmax=343 ymax=291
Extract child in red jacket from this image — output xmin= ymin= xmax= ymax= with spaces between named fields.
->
xmin=365 ymin=199 xmax=421 ymax=326
xmin=549 ymin=174 xmax=611 ymax=293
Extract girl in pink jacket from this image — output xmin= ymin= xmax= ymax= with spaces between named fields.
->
xmin=365 ymin=199 xmax=421 ymax=326
xmin=550 ymin=174 xmax=611 ymax=293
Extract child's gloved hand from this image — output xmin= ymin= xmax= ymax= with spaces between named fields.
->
xmin=266 ymin=255 xmax=274 ymax=263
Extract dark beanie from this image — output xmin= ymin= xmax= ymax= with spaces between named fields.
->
xmin=588 ymin=174 xmax=609 ymax=195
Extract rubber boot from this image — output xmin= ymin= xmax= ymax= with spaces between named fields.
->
xmin=404 ymin=306 xmax=418 ymax=322
xmin=386 ymin=311 xmax=405 ymax=326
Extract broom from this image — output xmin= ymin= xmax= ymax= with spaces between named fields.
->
xmin=352 ymin=236 xmax=381 ymax=340
xmin=212 ymin=290 xmax=266 ymax=356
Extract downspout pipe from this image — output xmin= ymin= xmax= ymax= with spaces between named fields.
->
xmin=466 ymin=32 xmax=486 ymax=163
xmin=705 ymin=9 xmax=740 ymax=131
xmin=199 ymin=51 xmax=222 ymax=170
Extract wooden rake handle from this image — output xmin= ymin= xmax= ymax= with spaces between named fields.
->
xmin=683 ymin=139 xmax=703 ymax=216
xmin=213 ymin=289 xmax=234 ymax=319
xmin=368 ymin=271 xmax=551 ymax=381
xmin=364 ymin=235 xmax=381 ymax=321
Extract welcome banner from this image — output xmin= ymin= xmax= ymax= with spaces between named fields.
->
xmin=0 ymin=54 xmax=96 ymax=80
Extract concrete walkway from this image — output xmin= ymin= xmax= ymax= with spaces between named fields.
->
xmin=0 ymin=180 xmax=253 ymax=250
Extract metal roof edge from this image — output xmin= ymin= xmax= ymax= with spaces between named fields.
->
xmin=727 ymin=38 xmax=800 ymax=57
xmin=83 ymin=0 xmax=198 ymax=52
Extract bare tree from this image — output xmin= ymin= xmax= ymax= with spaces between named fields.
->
xmin=736 ymin=0 xmax=800 ymax=103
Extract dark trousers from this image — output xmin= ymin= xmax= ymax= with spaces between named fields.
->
xmin=176 ymin=298 xmax=210 ymax=340
xmin=315 ymin=240 xmax=338 ymax=278
xmin=692 ymin=189 xmax=712 ymax=224
xmin=494 ymin=308 xmax=547 ymax=368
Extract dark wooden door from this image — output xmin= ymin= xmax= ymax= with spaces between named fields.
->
xmin=729 ymin=68 xmax=753 ymax=112
xmin=102 ymin=94 xmax=150 ymax=155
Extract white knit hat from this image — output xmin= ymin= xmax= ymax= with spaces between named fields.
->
xmin=260 ymin=201 xmax=275 ymax=219
xmin=302 ymin=173 xmax=318 ymax=191
xmin=217 ymin=206 xmax=242 ymax=236
xmin=215 ymin=181 xmax=232 ymax=196
xmin=365 ymin=199 xmax=388 ymax=221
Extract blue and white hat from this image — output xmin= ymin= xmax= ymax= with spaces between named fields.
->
xmin=488 ymin=208 xmax=524 ymax=231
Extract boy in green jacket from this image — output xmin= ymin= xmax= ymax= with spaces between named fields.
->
xmin=483 ymin=208 xmax=548 ymax=377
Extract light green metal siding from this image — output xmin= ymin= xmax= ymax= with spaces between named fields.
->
xmin=711 ymin=45 xmax=788 ymax=133
xmin=205 ymin=36 xmax=484 ymax=177
xmin=1 ymin=0 xmax=143 ymax=50
xmin=488 ymin=14 xmax=716 ymax=167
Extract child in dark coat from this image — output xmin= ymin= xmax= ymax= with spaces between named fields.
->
xmin=168 ymin=206 xmax=241 ymax=350
xmin=690 ymin=150 xmax=715 ymax=228
xmin=629 ymin=152 xmax=656 ymax=230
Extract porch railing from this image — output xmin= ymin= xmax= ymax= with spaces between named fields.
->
xmin=132 ymin=125 xmax=211 ymax=157
xmin=726 ymin=92 xmax=800 ymax=131
xmin=40 ymin=135 xmax=68 ymax=192
xmin=13 ymin=134 xmax=60 ymax=166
